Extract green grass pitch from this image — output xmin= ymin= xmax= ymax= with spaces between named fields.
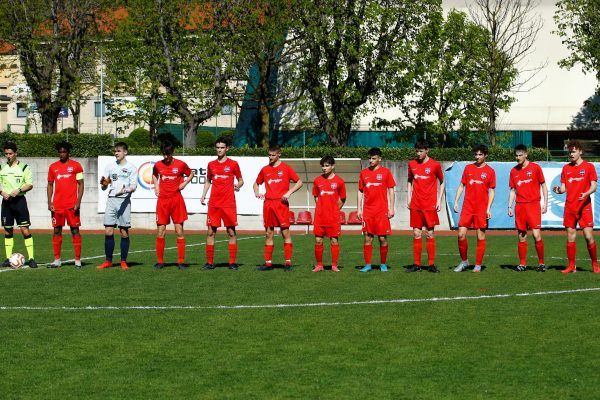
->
xmin=2 ymin=232 xmax=600 ymax=399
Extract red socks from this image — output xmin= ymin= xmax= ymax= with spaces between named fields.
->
xmin=475 ymin=239 xmax=486 ymax=266
xmin=52 ymin=235 xmax=62 ymax=260
xmin=156 ymin=237 xmax=165 ymax=264
xmin=206 ymin=244 xmax=215 ymax=265
xmin=264 ymin=244 xmax=274 ymax=266
xmin=363 ymin=244 xmax=373 ymax=265
xmin=458 ymin=238 xmax=468 ymax=261
xmin=331 ymin=243 xmax=340 ymax=266
xmin=283 ymin=243 xmax=293 ymax=265
xmin=380 ymin=244 xmax=388 ymax=265
xmin=426 ymin=238 xmax=435 ymax=266
xmin=535 ymin=240 xmax=544 ymax=265
xmin=229 ymin=243 xmax=237 ymax=264
xmin=413 ymin=238 xmax=422 ymax=266
xmin=72 ymin=235 xmax=82 ymax=260
xmin=315 ymin=243 xmax=324 ymax=265
xmin=518 ymin=241 xmax=527 ymax=265
xmin=567 ymin=242 xmax=576 ymax=267
xmin=176 ymin=238 xmax=185 ymax=264
xmin=588 ymin=242 xmax=598 ymax=266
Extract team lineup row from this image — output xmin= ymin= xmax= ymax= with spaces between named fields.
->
xmin=0 ymin=138 xmax=597 ymax=273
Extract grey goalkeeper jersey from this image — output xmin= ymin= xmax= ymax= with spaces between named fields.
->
xmin=103 ymin=160 xmax=138 ymax=198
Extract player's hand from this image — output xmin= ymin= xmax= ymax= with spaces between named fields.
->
xmin=282 ymin=192 xmax=291 ymax=202
xmin=453 ymin=203 xmax=459 ymax=213
xmin=541 ymin=203 xmax=547 ymax=214
xmin=9 ymin=189 xmax=19 ymax=197
xmin=486 ymin=210 xmax=492 ymax=219
xmin=552 ymin=186 xmax=561 ymax=194
xmin=200 ymin=196 xmax=207 ymax=205
xmin=579 ymin=192 xmax=588 ymax=201
xmin=2 ymin=191 xmax=10 ymax=200
xmin=406 ymin=200 xmax=410 ymax=209
xmin=100 ymin=176 xmax=111 ymax=186
xmin=234 ymin=184 xmax=241 ymax=192
xmin=255 ymin=192 xmax=265 ymax=200
xmin=436 ymin=201 xmax=441 ymax=212
xmin=48 ymin=203 xmax=54 ymax=212
xmin=388 ymin=210 xmax=395 ymax=219
xmin=74 ymin=203 xmax=80 ymax=211
xmin=356 ymin=210 xmax=362 ymax=220
xmin=154 ymin=188 xmax=159 ymax=197
xmin=507 ymin=207 xmax=513 ymax=217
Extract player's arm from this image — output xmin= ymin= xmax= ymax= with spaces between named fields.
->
xmin=75 ymin=178 xmax=84 ymax=211
xmin=357 ymin=190 xmax=364 ymax=219
xmin=234 ymin=176 xmax=244 ymax=192
xmin=253 ymin=181 xmax=265 ymax=200
xmin=540 ymin=182 xmax=548 ymax=213
xmin=13 ymin=166 xmax=33 ymax=197
xmin=507 ymin=188 xmax=516 ymax=217
xmin=580 ymin=180 xmax=597 ymax=201
xmin=152 ymin=172 xmax=160 ymax=196
xmin=486 ymin=188 xmax=495 ymax=219
xmin=128 ymin=168 xmax=138 ymax=193
xmin=200 ymin=178 xmax=212 ymax=205
xmin=406 ymin=179 xmax=413 ymax=209
xmin=282 ymin=179 xmax=303 ymax=202
xmin=179 ymin=169 xmax=195 ymax=191
xmin=437 ymin=179 xmax=445 ymax=212
xmin=339 ymin=197 xmax=346 ymax=209
xmin=453 ymin=182 xmax=464 ymax=213
xmin=47 ymin=181 xmax=54 ymax=211
xmin=387 ymin=186 xmax=395 ymax=218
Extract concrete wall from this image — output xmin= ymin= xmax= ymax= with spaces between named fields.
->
xmin=22 ymin=157 xmax=453 ymax=232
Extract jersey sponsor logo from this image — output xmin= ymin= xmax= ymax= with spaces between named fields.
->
xmin=567 ymin=176 xmax=584 ymax=183
xmin=365 ymin=182 xmax=383 ymax=188
xmin=213 ymin=174 xmax=230 ymax=180
xmin=267 ymin=178 xmax=283 ymax=185
xmin=55 ymin=173 xmax=72 ymax=180
xmin=516 ymin=178 xmax=532 ymax=186
xmin=413 ymin=174 xmax=430 ymax=180
xmin=161 ymin=175 xmax=177 ymax=181
xmin=320 ymin=190 xmax=335 ymax=195
xmin=468 ymin=179 xmax=484 ymax=185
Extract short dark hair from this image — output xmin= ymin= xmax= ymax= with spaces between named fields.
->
xmin=567 ymin=139 xmax=583 ymax=151
xmin=56 ymin=141 xmax=72 ymax=152
xmin=268 ymin=144 xmax=281 ymax=153
xmin=514 ymin=144 xmax=527 ymax=153
xmin=160 ymin=141 xmax=175 ymax=155
xmin=367 ymin=147 xmax=382 ymax=157
xmin=215 ymin=136 xmax=231 ymax=147
xmin=414 ymin=140 xmax=430 ymax=150
xmin=472 ymin=144 xmax=488 ymax=155
xmin=115 ymin=141 xmax=128 ymax=151
xmin=320 ymin=155 xmax=335 ymax=166
xmin=3 ymin=141 xmax=17 ymax=152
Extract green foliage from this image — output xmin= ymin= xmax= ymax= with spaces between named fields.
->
xmin=555 ymin=0 xmax=600 ymax=83
xmin=0 ymin=133 xmax=113 ymax=157
xmin=59 ymin=127 xmax=79 ymax=136
xmin=125 ymin=127 xmax=152 ymax=147
xmin=196 ymin=130 xmax=215 ymax=148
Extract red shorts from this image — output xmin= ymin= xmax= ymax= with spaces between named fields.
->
xmin=314 ymin=224 xmax=341 ymax=237
xmin=52 ymin=209 xmax=81 ymax=228
xmin=263 ymin=199 xmax=290 ymax=228
xmin=207 ymin=206 xmax=237 ymax=227
xmin=156 ymin=195 xmax=188 ymax=225
xmin=564 ymin=206 xmax=594 ymax=229
xmin=458 ymin=212 xmax=488 ymax=229
xmin=410 ymin=209 xmax=439 ymax=229
xmin=515 ymin=202 xmax=541 ymax=231
xmin=361 ymin=214 xmax=391 ymax=235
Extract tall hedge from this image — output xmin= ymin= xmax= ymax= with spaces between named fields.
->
xmin=0 ymin=132 xmax=550 ymax=161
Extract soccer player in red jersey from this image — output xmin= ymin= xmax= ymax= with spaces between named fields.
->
xmin=406 ymin=140 xmax=445 ymax=273
xmin=152 ymin=141 xmax=195 ymax=270
xmin=552 ymin=140 xmax=598 ymax=273
xmin=46 ymin=142 xmax=84 ymax=268
xmin=508 ymin=144 xmax=548 ymax=272
xmin=357 ymin=147 xmax=396 ymax=272
xmin=312 ymin=156 xmax=346 ymax=273
xmin=200 ymin=137 xmax=244 ymax=271
xmin=253 ymin=145 xmax=303 ymax=271
xmin=453 ymin=144 xmax=496 ymax=272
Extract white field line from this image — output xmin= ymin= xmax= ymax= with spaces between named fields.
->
xmin=0 ymin=236 xmax=264 ymax=273
xmin=1 ymin=287 xmax=599 ymax=311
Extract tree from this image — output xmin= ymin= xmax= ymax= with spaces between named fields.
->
xmin=377 ymin=9 xmax=491 ymax=147
xmin=113 ymin=0 xmax=248 ymax=148
xmin=555 ymin=0 xmax=600 ymax=85
xmin=0 ymin=0 xmax=107 ymax=134
xmin=234 ymin=0 xmax=306 ymax=147
xmin=297 ymin=0 xmax=440 ymax=147
xmin=468 ymin=0 xmax=544 ymax=145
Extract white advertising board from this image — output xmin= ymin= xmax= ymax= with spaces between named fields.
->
xmin=97 ymin=156 xmax=267 ymax=215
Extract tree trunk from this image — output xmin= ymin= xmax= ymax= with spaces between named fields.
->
xmin=70 ymin=101 xmax=81 ymax=134
xmin=41 ymin=108 xmax=60 ymax=134
xmin=183 ymin=120 xmax=199 ymax=148
xmin=488 ymin=108 xmax=496 ymax=146
xmin=328 ymin=119 xmax=351 ymax=147
xmin=259 ymin=101 xmax=270 ymax=148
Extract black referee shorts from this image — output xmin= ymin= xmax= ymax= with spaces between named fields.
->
xmin=1 ymin=196 xmax=31 ymax=228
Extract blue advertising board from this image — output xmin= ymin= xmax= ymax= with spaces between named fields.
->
xmin=444 ymin=162 xmax=600 ymax=229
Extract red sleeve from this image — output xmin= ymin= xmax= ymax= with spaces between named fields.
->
xmin=234 ymin=161 xmax=242 ymax=180
xmin=47 ymin=166 xmax=55 ymax=182
xmin=489 ymin=168 xmax=496 ymax=189
xmin=255 ymin=168 xmax=264 ymax=185
xmin=312 ymin=178 xmax=319 ymax=197
xmin=407 ymin=162 xmax=414 ymax=181
xmin=536 ymin=164 xmax=546 ymax=184
xmin=207 ymin=162 xmax=214 ymax=181
xmin=461 ymin=166 xmax=468 ymax=185
xmin=358 ymin=171 xmax=365 ymax=192
xmin=76 ymin=162 xmax=84 ymax=175
xmin=339 ymin=179 xmax=347 ymax=200
xmin=589 ymin=163 xmax=598 ymax=181
xmin=181 ymin=162 xmax=192 ymax=177
xmin=435 ymin=163 xmax=444 ymax=183
xmin=287 ymin=164 xmax=300 ymax=182
xmin=509 ymin=169 xmax=516 ymax=189
xmin=152 ymin=164 xmax=159 ymax=178
xmin=560 ymin=166 xmax=566 ymax=184
xmin=386 ymin=169 xmax=396 ymax=188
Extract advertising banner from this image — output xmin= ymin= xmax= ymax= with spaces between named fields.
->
xmin=444 ymin=161 xmax=600 ymax=229
xmin=97 ymin=156 xmax=267 ymax=215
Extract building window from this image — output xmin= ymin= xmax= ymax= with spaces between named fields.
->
xmin=221 ymin=104 xmax=233 ymax=116
xmin=94 ymin=101 xmax=106 ymax=117
xmin=16 ymin=103 xmax=28 ymax=118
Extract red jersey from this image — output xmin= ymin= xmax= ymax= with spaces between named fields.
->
xmin=461 ymin=163 xmax=496 ymax=215
xmin=47 ymin=159 xmax=84 ymax=210
xmin=561 ymin=161 xmax=598 ymax=212
xmin=312 ymin=174 xmax=347 ymax=226
xmin=207 ymin=158 xmax=241 ymax=207
xmin=408 ymin=158 xmax=444 ymax=210
xmin=358 ymin=166 xmax=396 ymax=217
xmin=255 ymin=162 xmax=300 ymax=200
xmin=152 ymin=158 xmax=192 ymax=199
xmin=509 ymin=162 xmax=545 ymax=203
